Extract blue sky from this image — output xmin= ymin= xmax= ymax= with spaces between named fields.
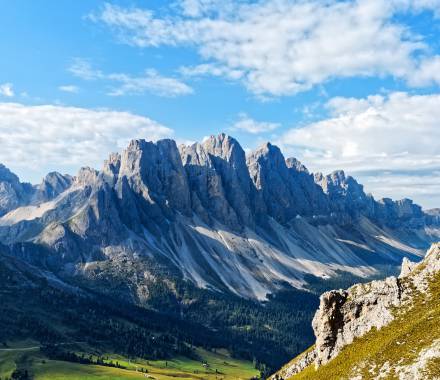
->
xmin=1 ymin=0 xmax=440 ymax=208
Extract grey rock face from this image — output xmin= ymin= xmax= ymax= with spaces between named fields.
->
xmin=247 ymin=143 xmax=294 ymax=223
xmin=399 ymin=256 xmax=416 ymax=277
xmin=247 ymin=142 xmax=324 ymax=223
xmin=202 ymin=134 xmax=254 ymax=228
xmin=101 ymin=152 xmax=121 ymax=186
xmin=180 ymin=134 xmax=254 ymax=229
xmin=0 ymin=165 xmax=73 ymax=217
xmin=285 ymin=158 xmax=329 ymax=217
xmin=311 ymin=243 xmax=440 ymax=368
xmin=246 ymin=144 xmax=332 ymax=223
xmin=375 ymin=197 xmax=424 ymax=228
xmin=315 ymin=170 xmax=375 ymax=219
xmin=118 ymin=138 xmax=191 ymax=217
xmin=312 ymin=276 xmax=403 ymax=366
xmin=0 ymin=164 xmax=34 ymax=216
xmin=33 ymin=172 xmax=73 ymax=203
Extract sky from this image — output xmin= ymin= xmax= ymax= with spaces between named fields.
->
xmin=1 ymin=0 xmax=440 ymax=208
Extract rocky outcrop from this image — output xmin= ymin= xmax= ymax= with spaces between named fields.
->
xmin=312 ymin=275 xmax=404 ymax=366
xmin=313 ymin=243 xmax=440 ymax=366
xmin=275 ymin=243 xmax=440 ymax=377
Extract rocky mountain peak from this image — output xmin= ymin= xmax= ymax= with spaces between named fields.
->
xmin=101 ymin=152 xmax=121 ymax=185
xmin=247 ymin=142 xmax=287 ymax=188
xmin=202 ymin=134 xmax=249 ymax=173
xmin=118 ymin=138 xmax=192 ymax=217
xmin=180 ymin=135 xmax=254 ymax=229
xmin=248 ymin=142 xmax=285 ymax=165
xmin=0 ymin=163 xmax=21 ymax=183
xmin=314 ymin=170 xmax=374 ymax=219
xmin=74 ymin=167 xmax=99 ymax=187
xmin=285 ymin=157 xmax=309 ymax=174
xmin=33 ymin=171 xmax=73 ymax=203
xmin=0 ymin=164 xmax=34 ymax=216
xmin=247 ymin=142 xmax=318 ymax=222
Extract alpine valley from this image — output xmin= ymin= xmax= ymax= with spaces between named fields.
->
xmin=1 ymin=133 xmax=439 ymax=379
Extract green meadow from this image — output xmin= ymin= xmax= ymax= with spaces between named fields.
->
xmin=0 ymin=344 xmax=258 ymax=380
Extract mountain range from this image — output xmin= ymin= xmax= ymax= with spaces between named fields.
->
xmin=1 ymin=133 xmax=439 ymax=372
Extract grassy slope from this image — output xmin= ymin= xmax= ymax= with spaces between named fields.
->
xmin=285 ymin=271 xmax=440 ymax=380
xmin=0 ymin=345 xmax=258 ymax=380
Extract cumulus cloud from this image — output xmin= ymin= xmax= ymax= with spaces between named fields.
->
xmin=177 ymin=0 xmax=235 ymax=17
xmin=69 ymin=58 xmax=193 ymax=97
xmin=408 ymin=55 xmax=440 ymax=87
xmin=69 ymin=58 xmax=102 ymax=80
xmin=107 ymin=69 xmax=193 ymax=97
xmin=90 ymin=0 xmax=440 ymax=97
xmin=232 ymin=113 xmax=280 ymax=134
xmin=0 ymin=103 xmax=173 ymax=182
xmin=0 ymin=83 xmax=14 ymax=97
xmin=278 ymin=92 xmax=440 ymax=208
xmin=59 ymin=85 xmax=79 ymax=93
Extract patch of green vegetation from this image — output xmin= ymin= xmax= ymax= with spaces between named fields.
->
xmin=0 ymin=344 xmax=259 ymax=380
xmin=0 ymin=350 xmax=19 ymax=378
xmin=0 ymin=251 xmax=318 ymax=373
xmin=287 ymin=272 xmax=440 ymax=380
xmin=33 ymin=360 xmax=140 ymax=380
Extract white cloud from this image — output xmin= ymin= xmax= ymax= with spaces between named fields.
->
xmin=59 ymin=85 xmax=79 ymax=93
xmin=0 ymin=103 xmax=173 ymax=182
xmin=90 ymin=1 xmax=440 ymax=97
xmin=179 ymin=63 xmax=244 ymax=81
xmin=232 ymin=113 xmax=280 ymax=134
xmin=0 ymin=83 xmax=14 ymax=97
xmin=279 ymin=92 xmax=440 ymax=208
xmin=69 ymin=58 xmax=192 ymax=97
xmin=408 ymin=55 xmax=440 ymax=87
xmin=69 ymin=58 xmax=102 ymax=80
xmin=107 ymin=69 xmax=193 ymax=97
xmin=177 ymin=0 xmax=233 ymax=17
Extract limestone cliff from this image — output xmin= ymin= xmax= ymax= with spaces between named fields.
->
xmin=273 ymin=243 xmax=440 ymax=379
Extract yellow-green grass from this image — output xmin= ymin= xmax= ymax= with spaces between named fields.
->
xmin=33 ymin=360 xmax=147 ymax=380
xmin=288 ymin=272 xmax=440 ymax=380
xmin=0 ymin=351 xmax=20 ymax=378
xmin=273 ymin=344 xmax=315 ymax=379
xmin=0 ymin=340 xmax=41 ymax=379
xmin=1 ymin=345 xmax=258 ymax=380
xmin=83 ymin=347 xmax=257 ymax=380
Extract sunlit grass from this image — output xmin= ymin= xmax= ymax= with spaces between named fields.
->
xmin=0 ymin=344 xmax=258 ymax=380
xmin=286 ymin=272 xmax=440 ymax=379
